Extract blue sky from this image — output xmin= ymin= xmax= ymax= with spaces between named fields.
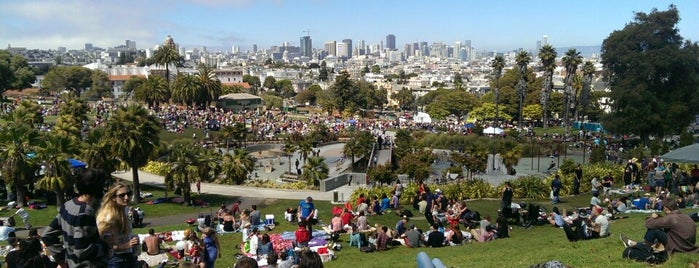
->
xmin=1 ymin=0 xmax=698 ymax=52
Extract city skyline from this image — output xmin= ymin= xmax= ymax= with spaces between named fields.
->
xmin=2 ymin=0 xmax=698 ymax=53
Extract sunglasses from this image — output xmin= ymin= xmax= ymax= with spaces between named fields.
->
xmin=116 ymin=191 xmax=132 ymax=199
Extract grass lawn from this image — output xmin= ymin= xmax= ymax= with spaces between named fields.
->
xmin=136 ymin=194 xmax=699 ymax=268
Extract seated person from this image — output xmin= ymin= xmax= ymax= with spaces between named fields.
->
xmin=548 ymin=207 xmax=565 ymax=227
xmin=348 ymin=225 xmax=367 ymax=248
xmin=369 ymin=196 xmax=381 ymax=215
xmin=633 ymin=193 xmax=652 ymax=210
xmin=356 ymin=201 xmax=369 ymax=216
xmin=284 ymin=207 xmax=298 ymax=222
xmin=495 ymin=212 xmax=509 ymax=239
xmin=470 ymin=225 xmax=496 ymax=242
xmin=258 ymin=233 xmax=274 ymax=256
xmin=586 ymin=206 xmax=610 ymax=239
xmin=445 ymin=225 xmax=464 ymax=245
xmin=395 ymin=216 xmax=409 ymax=238
xmin=222 ymin=211 xmax=237 ymax=232
xmin=215 ymin=204 xmax=227 ymax=224
xmin=294 ymin=221 xmax=311 ymax=248
xmin=143 ymin=228 xmax=163 ymax=255
xmin=401 ymin=223 xmax=423 ymax=248
xmin=620 ymin=199 xmax=699 ymax=254
xmin=375 ymin=225 xmax=390 ymax=251
xmin=356 ymin=211 xmax=369 ymax=231
xmin=613 ymin=196 xmax=628 ymax=213
xmin=380 ymin=194 xmax=390 ymax=213
xmin=590 ymin=192 xmax=602 ymax=208
xmin=341 ymin=208 xmax=354 ymax=231
xmin=425 ymin=224 xmax=445 ymax=247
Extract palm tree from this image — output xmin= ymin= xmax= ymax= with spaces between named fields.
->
xmin=538 ymin=45 xmax=557 ymax=128
xmin=283 ymin=139 xmax=297 ymax=174
xmin=300 ymin=156 xmax=328 ymax=186
xmin=220 ymin=148 xmax=255 ymax=185
xmin=0 ymin=100 xmax=43 ymax=205
xmin=343 ymin=131 xmax=374 ymax=170
xmin=106 ymin=104 xmax=161 ymax=204
xmin=35 ymin=132 xmax=77 ymax=209
xmin=297 ymin=138 xmax=313 ymax=164
xmin=163 ymin=142 xmax=200 ymax=205
xmin=515 ymin=51 xmax=531 ymax=128
xmin=52 ymin=114 xmax=82 ymax=139
xmin=195 ymin=64 xmax=222 ymax=107
xmin=561 ymin=49 xmax=583 ymax=134
xmin=579 ymin=61 xmax=595 ymax=122
xmin=490 ymin=55 xmax=505 ymax=127
xmin=153 ymin=45 xmax=180 ymax=85
xmin=171 ymin=73 xmax=199 ymax=106
xmin=134 ymin=75 xmax=169 ymax=108
xmin=81 ymin=127 xmax=119 ymax=175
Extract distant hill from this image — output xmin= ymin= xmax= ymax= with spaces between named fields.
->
xmin=555 ymin=45 xmax=601 ymax=58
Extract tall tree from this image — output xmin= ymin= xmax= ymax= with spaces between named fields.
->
xmin=41 ymin=66 xmax=92 ymax=96
xmin=393 ymin=87 xmax=415 ymax=111
xmin=220 ymin=148 xmax=255 ymax=185
xmin=35 ymin=132 xmax=77 ymax=208
xmin=106 ymin=104 xmax=161 ymax=204
xmin=153 ymin=45 xmax=180 ymax=85
xmin=561 ymin=49 xmax=583 ymax=133
xmin=330 ymin=70 xmax=359 ymax=114
xmin=0 ymin=50 xmax=35 ymax=95
xmin=163 ymin=142 xmax=201 ymax=205
xmin=242 ymin=74 xmax=261 ymax=95
xmin=578 ymin=61 xmax=595 ymax=122
xmin=300 ymin=156 xmax=328 ymax=186
xmin=195 ymin=64 xmax=222 ymax=107
xmin=453 ymin=72 xmax=464 ymax=90
xmin=601 ymin=5 xmax=699 ymax=142
xmin=515 ymin=51 xmax=531 ymax=128
xmin=0 ymin=101 xmax=41 ymax=206
xmin=263 ymin=76 xmax=277 ymax=91
xmin=490 ymin=56 xmax=505 ymax=127
xmin=81 ymin=127 xmax=119 ymax=175
xmin=171 ymin=73 xmax=199 ymax=106
xmin=83 ymin=70 xmax=113 ymax=99
xmin=538 ymin=45 xmax=557 ymax=128
xmin=134 ymin=75 xmax=169 ymax=108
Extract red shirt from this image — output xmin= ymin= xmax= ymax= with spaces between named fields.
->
xmin=341 ymin=212 xmax=354 ymax=226
xmin=295 ymin=227 xmax=311 ymax=243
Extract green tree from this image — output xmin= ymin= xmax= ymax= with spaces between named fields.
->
xmin=561 ymin=49 xmax=583 ymax=132
xmin=263 ymin=76 xmax=277 ymax=90
xmin=194 ymin=64 xmax=222 ymax=107
xmin=393 ymin=87 xmax=414 ymax=111
xmin=83 ymin=70 xmax=113 ymax=99
xmin=134 ymin=75 xmax=169 ymax=108
xmin=490 ymin=56 xmax=505 ymax=126
xmin=283 ymin=139 xmax=297 ymax=174
xmin=453 ymin=72 xmax=464 ymax=90
xmin=367 ymin=164 xmax=394 ymax=186
xmin=261 ymin=93 xmax=283 ymax=109
xmin=35 ymin=132 xmax=77 ymax=207
xmin=398 ymin=150 xmax=434 ymax=182
xmin=330 ymin=71 xmax=358 ymax=114
xmin=601 ymin=5 xmax=699 ymax=142
xmin=425 ymin=90 xmax=479 ymax=119
xmin=522 ymin=104 xmax=543 ymax=121
xmin=318 ymin=61 xmax=329 ymax=82
xmin=371 ymin=65 xmax=381 ymax=74
xmin=300 ymin=156 xmax=328 ymax=186
xmin=275 ymin=79 xmax=295 ymax=98
xmin=538 ymin=45 xmax=557 ymax=128
xmin=41 ymin=66 xmax=92 ymax=96
xmin=171 ymin=73 xmax=199 ymax=106
xmin=242 ymin=74 xmax=261 ymax=94
xmin=106 ymin=104 xmax=161 ymax=204
xmin=295 ymin=84 xmax=322 ymax=105
xmin=0 ymin=50 xmax=35 ymax=95
xmin=164 ymin=142 xmax=201 ymax=204
xmin=343 ymin=131 xmax=374 ymax=169
xmin=0 ymin=101 xmax=42 ymax=206
xmin=121 ymin=75 xmax=145 ymax=96
xmin=515 ymin=51 xmax=531 ymax=128
xmin=81 ymin=127 xmax=119 ymax=175
xmin=578 ymin=61 xmax=595 ymax=122
xmin=469 ymin=103 xmax=512 ymax=122
xmin=220 ymin=148 xmax=255 ymax=185
xmin=153 ymin=45 xmax=180 ymax=85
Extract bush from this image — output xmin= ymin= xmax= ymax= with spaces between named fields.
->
xmin=142 ymin=161 xmax=172 ymax=176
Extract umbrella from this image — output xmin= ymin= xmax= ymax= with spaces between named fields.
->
xmin=68 ymin=158 xmax=87 ymax=168
xmin=661 ymin=143 xmax=699 ymax=163
xmin=464 ymin=123 xmax=475 ymax=129
xmin=483 ymin=127 xmax=504 ymax=135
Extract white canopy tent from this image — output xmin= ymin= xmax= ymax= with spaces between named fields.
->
xmin=483 ymin=127 xmax=504 ymax=135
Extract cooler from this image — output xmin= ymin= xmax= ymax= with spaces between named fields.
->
xmin=265 ymin=214 xmax=275 ymax=225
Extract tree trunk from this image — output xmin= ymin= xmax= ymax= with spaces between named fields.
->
xmin=16 ymin=186 xmax=26 ymax=207
xmin=131 ymin=167 xmax=141 ymax=204
xmin=55 ymin=190 xmax=65 ymax=212
xmin=183 ymin=186 xmax=191 ymax=206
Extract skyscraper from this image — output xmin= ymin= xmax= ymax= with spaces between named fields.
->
xmin=341 ymin=39 xmax=352 ymax=58
xmin=125 ymin=40 xmax=136 ymax=50
xmin=300 ymin=35 xmax=312 ymax=58
xmin=324 ymin=41 xmax=336 ymax=56
xmin=386 ymin=34 xmax=396 ymax=50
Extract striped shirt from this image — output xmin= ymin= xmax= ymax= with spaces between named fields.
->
xmin=41 ymin=198 xmax=106 ymax=267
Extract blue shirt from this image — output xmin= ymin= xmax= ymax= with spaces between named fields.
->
xmin=553 ymin=213 xmax=565 ymax=227
xmin=380 ymin=197 xmax=390 ymax=211
xmin=299 ymin=200 xmax=315 ymax=219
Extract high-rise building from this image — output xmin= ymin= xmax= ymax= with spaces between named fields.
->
xmin=324 ymin=41 xmax=336 ymax=56
xmin=542 ymin=35 xmax=549 ymax=46
xmin=125 ymin=40 xmax=136 ymax=50
xmin=419 ymin=42 xmax=429 ymax=56
xmin=403 ymin=44 xmax=412 ymax=57
xmin=252 ymin=44 xmax=258 ymax=53
xmin=386 ymin=34 xmax=396 ymax=50
xmin=84 ymin=43 xmax=93 ymax=51
xmin=300 ymin=35 xmax=312 ymax=58
xmin=336 ymin=42 xmax=349 ymax=59
xmin=341 ymin=39 xmax=352 ymax=58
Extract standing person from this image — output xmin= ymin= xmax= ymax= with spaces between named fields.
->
xmin=13 ymin=205 xmax=31 ymax=229
xmin=602 ymin=173 xmax=614 ymax=198
xmin=574 ymin=164 xmax=583 ymax=195
xmin=393 ymin=179 xmax=404 ymax=200
xmin=501 ymin=182 xmax=514 ymax=218
xmin=298 ymin=196 xmax=316 ymax=229
xmin=621 ymin=199 xmax=699 ymax=254
xmin=424 ymin=188 xmax=436 ymax=226
xmin=41 ymin=168 xmax=107 ymax=267
xmin=230 ymin=200 xmax=242 ymax=217
xmin=202 ymin=227 xmax=221 ymax=268
xmin=551 ymin=175 xmax=563 ymax=204
xmin=97 ymin=182 xmax=139 ymax=268
xmin=591 ymin=176 xmax=602 ymax=196
xmin=196 ymin=180 xmax=201 ymax=195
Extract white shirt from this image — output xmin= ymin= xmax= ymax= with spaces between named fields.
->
xmin=594 ymin=215 xmax=609 ymax=237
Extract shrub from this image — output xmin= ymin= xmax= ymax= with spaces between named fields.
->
xmin=142 ymin=161 xmax=172 ymax=176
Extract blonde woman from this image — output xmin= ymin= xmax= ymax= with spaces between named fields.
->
xmin=97 ymin=182 xmax=139 ymax=268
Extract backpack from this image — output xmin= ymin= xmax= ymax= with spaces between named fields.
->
xmin=622 ymin=243 xmax=668 ymax=264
